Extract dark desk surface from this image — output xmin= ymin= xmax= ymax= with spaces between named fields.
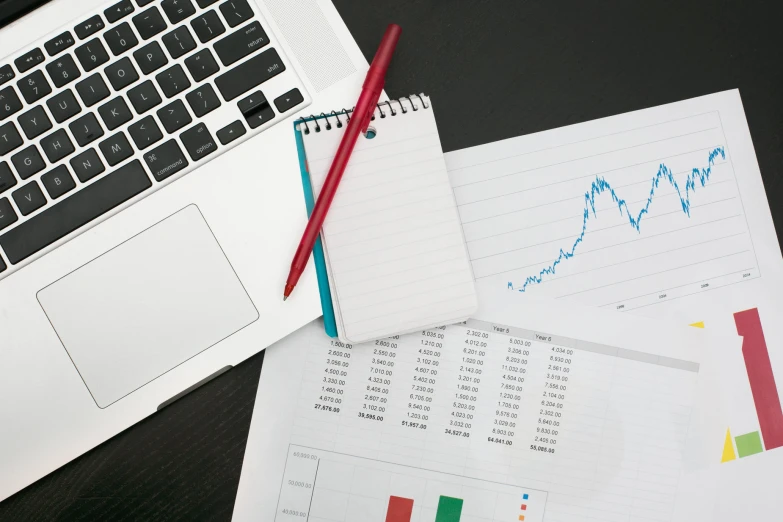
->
xmin=2 ymin=0 xmax=782 ymax=520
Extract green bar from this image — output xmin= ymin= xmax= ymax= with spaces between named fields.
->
xmin=435 ymin=496 xmax=463 ymax=522
xmin=735 ymin=431 xmax=764 ymax=458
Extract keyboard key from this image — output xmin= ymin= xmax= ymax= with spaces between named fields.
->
xmin=157 ymin=99 xmax=191 ymax=133
xmin=17 ymin=105 xmax=52 ymax=139
xmin=237 ymin=90 xmax=264 ymax=114
xmin=215 ymin=48 xmax=284 ymax=101
xmin=0 ymin=197 xmax=18 ymax=232
xmin=161 ymin=26 xmax=196 ymax=59
xmin=242 ymin=99 xmax=273 ymax=129
xmin=40 ymin=129 xmax=75 ymax=163
xmin=104 ymin=22 xmax=139 ymax=56
xmin=0 ymin=160 xmax=151 ymax=264
xmin=133 ymin=41 xmax=168 ymax=75
xmin=105 ymin=57 xmax=139 ymax=91
xmin=12 ymin=181 xmax=46 ymax=216
xmin=45 ymin=31 xmax=76 ymax=56
xmin=162 ymin=0 xmax=196 ymax=24
xmin=191 ymin=10 xmax=225 ymax=43
xmin=0 ymin=65 xmax=15 ymax=87
xmin=99 ymin=132 xmax=133 ymax=166
xmin=156 ymin=64 xmax=190 ymax=98
xmin=128 ymin=115 xmax=163 ymax=149
xmin=186 ymin=84 xmax=220 ymax=117
xmin=74 ymin=15 xmax=105 ymax=40
xmin=0 ymin=163 xmax=16 ymax=194
xmin=132 ymin=7 xmax=167 ymax=40
xmin=14 ymin=48 xmax=45 ymax=73
xmin=180 ymin=122 xmax=216 ymax=161
xmin=216 ymin=119 xmax=245 ymax=145
xmin=237 ymin=91 xmax=275 ymax=129
xmin=105 ymin=0 xmax=135 ymax=23
xmin=76 ymin=74 xmax=110 ymax=107
xmin=70 ymin=148 xmax=105 ymax=182
xmin=0 ymin=87 xmax=23 ymax=121
xmin=219 ymin=0 xmax=253 ymax=28
xmin=273 ymin=88 xmax=303 ymax=113
xmin=75 ymin=39 xmax=110 ymax=72
xmin=0 ymin=122 xmax=23 ymax=155
xmin=98 ymin=97 xmax=132 ymax=130
xmin=184 ymin=48 xmax=219 ymax=82
xmin=128 ymin=80 xmax=162 ymax=114
xmin=137 ymin=0 xmax=156 ymax=6
xmin=17 ymin=70 xmax=52 ymax=104
xmin=214 ymin=21 xmax=267 ymax=67
xmin=69 ymin=113 xmax=104 ymax=147
xmin=197 ymin=0 xmax=219 ymax=6
xmin=11 ymin=145 xmax=45 ymax=179
xmin=144 ymin=139 xmax=188 ymax=181
xmin=46 ymin=89 xmax=82 ymax=123
xmin=45 ymin=54 xmax=82 ymax=88
xmin=41 ymin=165 xmax=76 ymax=200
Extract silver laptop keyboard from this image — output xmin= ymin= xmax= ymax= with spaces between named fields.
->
xmin=0 ymin=0 xmax=308 ymax=276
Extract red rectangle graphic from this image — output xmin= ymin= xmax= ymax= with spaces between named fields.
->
xmin=386 ymin=495 xmax=414 ymax=522
xmin=734 ymin=308 xmax=783 ymax=450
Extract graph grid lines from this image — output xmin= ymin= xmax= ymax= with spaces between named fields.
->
xmin=509 ymin=146 xmax=727 ymax=292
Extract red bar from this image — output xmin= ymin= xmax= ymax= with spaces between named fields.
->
xmin=734 ymin=308 xmax=783 ymax=450
xmin=385 ymin=496 xmax=414 ymax=522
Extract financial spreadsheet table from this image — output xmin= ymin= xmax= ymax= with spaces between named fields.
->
xmin=274 ymin=319 xmax=700 ymax=522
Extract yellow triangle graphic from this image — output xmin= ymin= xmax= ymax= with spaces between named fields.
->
xmin=690 ymin=321 xmax=705 ymax=328
xmin=721 ymin=428 xmax=737 ymax=463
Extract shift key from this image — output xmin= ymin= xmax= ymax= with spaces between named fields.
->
xmin=215 ymin=48 xmax=284 ymax=101
xmin=214 ymin=21 xmax=269 ymax=67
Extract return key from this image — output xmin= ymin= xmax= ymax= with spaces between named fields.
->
xmin=213 ymin=22 xmax=269 ymax=67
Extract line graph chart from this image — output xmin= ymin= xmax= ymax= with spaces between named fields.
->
xmin=448 ymin=110 xmax=760 ymax=312
xmin=509 ymin=146 xmax=726 ymax=293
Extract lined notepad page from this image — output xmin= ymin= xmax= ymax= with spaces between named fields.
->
xmin=303 ymin=97 xmax=477 ymax=343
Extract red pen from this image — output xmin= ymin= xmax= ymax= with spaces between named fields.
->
xmin=284 ymin=23 xmax=402 ymax=300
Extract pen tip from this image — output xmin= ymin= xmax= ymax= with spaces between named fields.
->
xmin=283 ymin=295 xmax=288 ymax=301
xmin=283 ymin=284 xmax=294 ymax=301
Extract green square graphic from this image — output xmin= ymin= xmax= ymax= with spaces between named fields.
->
xmin=435 ymin=495 xmax=464 ymax=522
xmin=735 ymin=431 xmax=764 ymax=458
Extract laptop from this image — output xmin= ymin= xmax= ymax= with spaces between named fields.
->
xmin=0 ymin=0 xmax=369 ymax=501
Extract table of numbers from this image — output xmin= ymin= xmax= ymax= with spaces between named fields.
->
xmin=287 ymin=319 xmax=699 ymax=522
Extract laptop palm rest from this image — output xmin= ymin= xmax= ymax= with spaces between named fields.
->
xmin=37 ymin=205 xmax=259 ymax=408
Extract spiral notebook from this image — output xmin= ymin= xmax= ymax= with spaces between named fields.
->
xmin=294 ymin=95 xmax=477 ymax=343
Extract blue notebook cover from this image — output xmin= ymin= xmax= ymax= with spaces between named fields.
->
xmin=294 ymin=119 xmax=338 ymax=337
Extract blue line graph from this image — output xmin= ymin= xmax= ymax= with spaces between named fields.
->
xmin=508 ymin=146 xmax=726 ymax=292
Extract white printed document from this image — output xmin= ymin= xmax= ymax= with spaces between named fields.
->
xmin=447 ymin=90 xmax=777 ymax=320
xmin=233 ymin=287 xmax=732 ymax=522
xmin=445 ymin=89 xmax=783 ymax=497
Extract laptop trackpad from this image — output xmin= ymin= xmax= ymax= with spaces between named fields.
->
xmin=37 ymin=205 xmax=259 ymax=408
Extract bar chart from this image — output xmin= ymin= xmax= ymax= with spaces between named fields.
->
xmin=275 ymin=445 xmax=548 ymax=522
xmin=721 ymin=308 xmax=783 ymax=461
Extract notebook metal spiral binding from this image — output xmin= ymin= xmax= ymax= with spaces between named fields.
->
xmin=296 ymin=95 xmax=430 ymax=135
